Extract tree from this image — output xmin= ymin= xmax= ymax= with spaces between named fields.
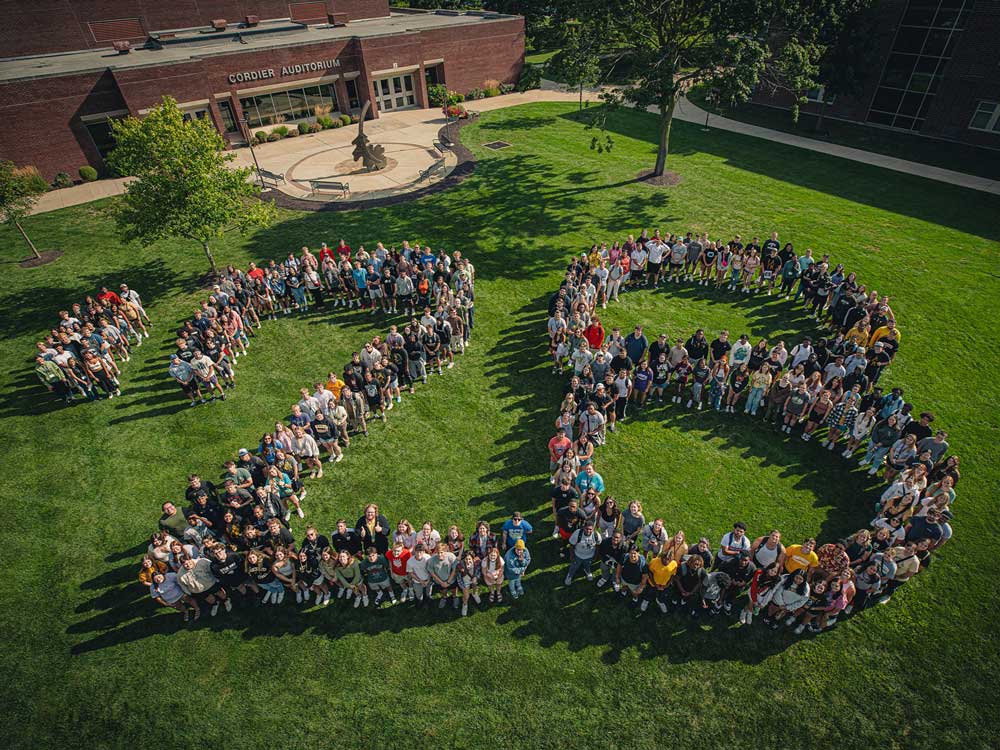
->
xmin=0 ymin=161 xmax=48 ymax=259
xmin=547 ymin=24 xmax=601 ymax=111
xmin=577 ymin=0 xmax=864 ymax=177
xmin=758 ymin=0 xmax=878 ymax=131
xmin=108 ymin=97 xmax=276 ymax=276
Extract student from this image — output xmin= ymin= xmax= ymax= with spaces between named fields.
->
xmin=596 ymin=530 xmax=627 ymax=590
xmin=386 ymin=541 xmax=412 ymax=603
xmin=739 ymin=561 xmax=782 ymax=625
xmin=565 ymin=521 xmax=602 ymax=585
xmin=482 ymin=547 xmax=506 ymax=603
xmin=763 ymin=570 xmax=810 ymax=629
xmin=150 ymin=571 xmax=200 ymax=622
xmin=334 ymin=549 xmax=366 ymax=608
xmin=501 ymin=511 xmax=533 ymax=551
xmin=504 ymin=539 xmax=531 ymax=599
xmin=360 ymin=545 xmax=395 ymax=607
xmin=671 ymin=553 xmax=707 ymax=609
xmin=456 ymin=550 xmax=483 ymax=616
xmin=616 ymin=546 xmax=648 ymax=608
xmin=641 ymin=549 xmax=678 ymax=615
xmin=428 ymin=542 xmax=460 ymax=609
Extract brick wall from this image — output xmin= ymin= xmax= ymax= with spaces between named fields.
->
xmin=0 ymin=0 xmax=391 ymax=56
xmin=0 ymin=16 xmax=523 ymax=178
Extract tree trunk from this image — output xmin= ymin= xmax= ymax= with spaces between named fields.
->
xmin=201 ymin=241 xmax=218 ymax=277
xmin=15 ymin=220 xmax=41 ymax=260
xmin=579 ymin=84 xmax=584 ymax=111
xmin=815 ymin=98 xmax=828 ymax=134
xmin=653 ymin=95 xmax=677 ymax=177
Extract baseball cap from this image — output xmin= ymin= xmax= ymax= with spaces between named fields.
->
xmin=238 ymin=448 xmax=250 ymax=456
xmin=514 ymin=539 xmax=526 ymax=550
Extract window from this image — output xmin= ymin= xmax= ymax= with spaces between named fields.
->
xmin=805 ymin=86 xmax=835 ymax=105
xmin=969 ymin=101 xmax=1000 ymax=133
xmin=345 ymin=79 xmax=361 ymax=110
xmin=867 ymin=0 xmax=969 ymax=132
xmin=238 ymin=85 xmax=339 ymax=127
xmin=182 ymin=109 xmax=209 ymax=122
xmin=218 ymin=100 xmax=240 ymax=133
xmin=84 ymin=120 xmax=118 ymax=158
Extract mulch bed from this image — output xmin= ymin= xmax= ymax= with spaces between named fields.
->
xmin=265 ymin=121 xmax=476 ymax=212
xmin=636 ymin=169 xmax=683 ymax=187
xmin=18 ymin=250 xmax=63 ymax=268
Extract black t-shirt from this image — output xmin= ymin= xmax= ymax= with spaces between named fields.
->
xmin=264 ymin=526 xmax=296 ymax=551
xmin=556 ymin=506 xmax=587 ymax=533
xmin=610 ymin=354 xmax=632 ymax=373
xmin=331 ymin=530 xmax=362 ymax=556
xmin=210 ymin=552 xmax=247 ymax=584
xmin=903 ymin=422 xmax=932 ymax=442
xmin=686 ymin=336 xmax=709 ymax=362
xmin=620 ymin=558 xmax=645 ymax=585
xmin=710 ymin=339 xmax=731 ymax=362
xmin=550 ymin=486 xmax=579 ymax=506
xmin=300 ymin=534 xmax=331 ymax=561
xmin=599 ymin=538 xmax=627 ymax=566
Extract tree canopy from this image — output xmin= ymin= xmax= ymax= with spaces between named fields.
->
xmin=108 ymin=96 xmax=275 ymax=275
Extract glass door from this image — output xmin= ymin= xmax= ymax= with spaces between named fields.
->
xmin=374 ymin=74 xmax=416 ymax=112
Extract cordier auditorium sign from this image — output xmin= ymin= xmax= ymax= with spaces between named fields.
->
xmin=228 ymin=59 xmax=342 ymax=84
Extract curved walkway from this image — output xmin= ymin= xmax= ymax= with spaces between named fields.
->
xmin=28 ymin=84 xmax=997 ymax=215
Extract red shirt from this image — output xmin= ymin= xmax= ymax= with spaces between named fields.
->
xmin=97 ymin=291 xmax=123 ymax=306
xmin=319 ymin=246 xmax=337 ymax=262
xmin=584 ymin=324 xmax=605 ymax=350
xmin=548 ymin=435 xmax=571 ymax=461
xmin=336 ymin=244 xmax=352 ymax=261
xmin=247 ymin=267 xmax=265 ymax=281
xmin=386 ymin=547 xmax=411 ymax=576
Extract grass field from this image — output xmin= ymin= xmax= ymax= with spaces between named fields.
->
xmin=2 ymin=101 xmax=999 ymax=750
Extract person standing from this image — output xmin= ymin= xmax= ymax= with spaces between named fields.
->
xmin=565 ymin=521 xmax=602 ymax=585
xmin=504 ymin=540 xmax=531 ymax=599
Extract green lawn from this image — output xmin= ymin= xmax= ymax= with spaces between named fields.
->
xmin=2 ymin=102 xmax=999 ymax=749
xmin=688 ymin=84 xmax=1000 ymax=181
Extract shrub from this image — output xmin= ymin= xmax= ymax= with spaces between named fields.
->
xmin=79 ymin=165 xmax=98 ymax=182
xmin=516 ymin=64 xmax=542 ymax=92
xmin=273 ymin=125 xmax=289 ymax=137
xmin=428 ymin=83 xmax=449 ymax=108
xmin=482 ymin=79 xmax=502 ymax=97
xmin=442 ymin=104 xmax=467 ymax=119
xmin=319 ymin=116 xmax=336 ymax=128
xmin=339 ymin=114 xmax=351 ymax=126
xmin=266 ymin=132 xmax=282 ymax=142
xmin=53 ymin=172 xmax=73 ymax=189
xmin=350 ymin=114 xmax=360 ymax=124
xmin=16 ymin=166 xmax=49 ymax=193
xmin=255 ymin=130 xmax=268 ymax=143
xmin=286 ymin=129 xmax=299 ymax=137
xmin=298 ymin=122 xmax=310 ymax=135
xmin=499 ymin=82 xmax=515 ymax=95
xmin=466 ymin=87 xmax=485 ymax=100
xmin=309 ymin=123 xmax=323 ymax=133
xmin=446 ymin=90 xmax=465 ymax=105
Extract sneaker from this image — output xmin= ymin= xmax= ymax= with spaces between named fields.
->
xmin=276 ymin=590 xmax=285 ymax=605
xmin=794 ymin=623 xmax=806 ymax=634
xmin=842 ymin=448 xmax=852 ymax=458
xmin=784 ymin=616 xmax=796 ymax=626
xmin=552 ymin=529 xmax=560 ymax=539
xmin=295 ymin=590 xmax=303 ymax=604
xmin=322 ymin=593 xmax=331 ymax=606
xmin=335 ymin=454 xmax=343 ymax=463
xmin=389 ymin=595 xmax=398 ymax=605
xmin=296 ymin=507 xmax=304 ymax=518
xmin=657 ymin=601 xmax=668 ymax=614
xmin=808 ymin=624 xmax=822 ymax=633
xmin=878 ymin=595 xmax=892 ymax=605
xmin=564 ymin=574 xmax=573 ymax=586
xmin=612 ymin=582 xmax=620 ymax=593
xmin=724 ymin=601 xmax=732 ymax=613
xmin=473 ymin=592 xmax=481 ymax=604
xmin=639 ymin=600 xmax=649 ymax=612
xmin=362 ymin=595 xmax=370 ymax=607
xmin=374 ymin=592 xmax=384 ymax=606
xmin=262 ymin=591 xmax=272 ymax=605
xmin=439 ymin=598 xmax=447 ymax=609
xmin=686 ymin=399 xmax=692 ymax=408
xmin=462 ymin=602 xmax=468 ymax=616
xmin=211 ymin=603 xmax=220 ymax=616
xmin=224 ymin=598 xmax=233 ymax=612
xmin=338 ymin=587 xmax=346 ymax=599
xmin=353 ymin=594 xmax=362 ymax=608
xmin=453 ymin=597 xmax=460 ymax=609
xmin=697 ymin=402 xmax=703 ymax=410
xmin=585 ymin=570 xmax=594 ymax=581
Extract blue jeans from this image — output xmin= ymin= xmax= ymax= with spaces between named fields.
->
xmin=710 ymin=382 xmax=725 ymax=410
xmin=566 ymin=553 xmax=594 ymax=580
xmin=793 ymin=279 xmax=808 ymax=302
xmin=507 ymin=575 xmax=523 ymax=596
xmin=745 ymin=387 xmax=765 ymax=414
xmin=260 ymin=579 xmax=283 ymax=596
xmin=865 ymin=442 xmax=890 ymax=466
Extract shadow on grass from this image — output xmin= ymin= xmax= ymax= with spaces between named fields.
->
xmin=559 ymin=107 xmax=1000 ymax=242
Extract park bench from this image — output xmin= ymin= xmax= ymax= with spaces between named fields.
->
xmin=309 ymin=180 xmax=351 ymax=197
xmin=258 ymin=169 xmax=285 ymax=188
xmin=416 ymin=158 xmax=446 ymax=183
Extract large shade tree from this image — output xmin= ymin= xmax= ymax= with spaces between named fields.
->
xmin=108 ymin=96 xmax=275 ymax=276
xmin=576 ymin=0 xmax=868 ymax=177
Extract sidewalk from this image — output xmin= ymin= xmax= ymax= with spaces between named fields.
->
xmin=28 ymin=84 xmax=997 ymax=214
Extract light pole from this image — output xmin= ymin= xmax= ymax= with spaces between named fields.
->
xmin=701 ymin=88 xmax=719 ymax=132
xmin=240 ymin=116 xmax=264 ymax=187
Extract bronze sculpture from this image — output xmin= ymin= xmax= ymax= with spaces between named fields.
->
xmin=351 ymin=100 xmax=387 ymax=171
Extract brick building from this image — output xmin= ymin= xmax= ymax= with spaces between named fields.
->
xmin=0 ymin=1 xmax=525 ymax=178
xmin=753 ymin=0 xmax=1000 ymax=149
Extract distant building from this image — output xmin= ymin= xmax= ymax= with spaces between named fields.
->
xmin=0 ymin=1 xmax=524 ymax=178
xmin=753 ymin=0 xmax=1000 ymax=149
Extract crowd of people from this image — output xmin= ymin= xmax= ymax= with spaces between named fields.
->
xmin=141 ymin=244 xmax=491 ymax=620
xmin=33 ymin=283 xmax=152 ymax=402
xmin=168 ymin=241 xmax=476 ymax=405
xmin=543 ymin=230 xmax=958 ymax=632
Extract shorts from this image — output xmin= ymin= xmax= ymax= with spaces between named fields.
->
xmin=200 ymin=375 xmax=219 ymax=387
xmin=647 ymin=261 xmax=661 ymax=274
xmin=307 ymin=574 xmax=324 ymax=587
xmin=369 ymin=288 xmax=383 ymax=298
xmin=367 ymin=579 xmax=391 ymax=591
xmin=670 ymin=261 xmax=683 ymax=270
xmin=390 ymin=571 xmax=409 ymax=586
xmin=623 ymin=580 xmax=643 ymax=595
xmin=435 ymin=580 xmax=456 ymax=592
xmin=652 ymin=380 xmax=668 ymax=390
xmin=558 ymin=528 xmax=572 ymax=542
xmin=201 ymin=581 xmax=224 ymax=597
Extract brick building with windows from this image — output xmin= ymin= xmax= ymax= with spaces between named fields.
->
xmin=0 ymin=1 xmax=524 ymax=179
xmin=753 ymin=0 xmax=1000 ymax=149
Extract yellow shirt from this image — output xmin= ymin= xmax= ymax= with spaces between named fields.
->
xmin=869 ymin=326 xmax=901 ymax=347
xmin=647 ymin=557 xmax=678 ymax=586
xmin=326 ymin=377 xmax=345 ymax=398
xmin=845 ymin=326 xmax=868 ymax=346
xmin=784 ymin=544 xmax=819 ymax=573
